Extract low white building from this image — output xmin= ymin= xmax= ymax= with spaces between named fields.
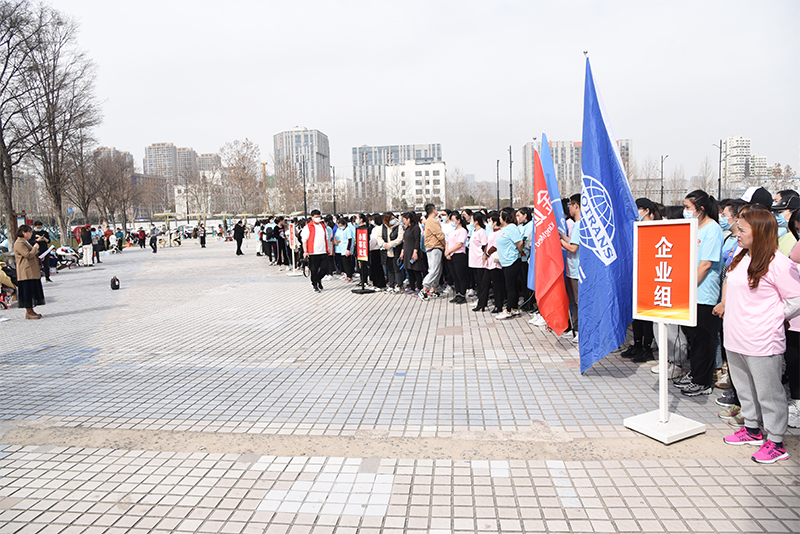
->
xmin=384 ymin=160 xmax=446 ymax=211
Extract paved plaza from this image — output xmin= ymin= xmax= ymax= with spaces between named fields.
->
xmin=0 ymin=237 xmax=798 ymax=534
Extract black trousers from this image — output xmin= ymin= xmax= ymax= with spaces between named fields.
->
xmin=341 ymin=254 xmax=354 ymax=278
xmin=682 ymin=304 xmax=720 ymax=387
xmin=786 ymin=330 xmax=799 ymax=400
xmin=633 ymin=319 xmax=654 ymax=348
xmin=235 ymin=238 xmax=243 ymax=255
xmin=385 ymin=257 xmax=402 ymax=288
xmin=502 ymin=259 xmax=523 ymax=312
xmin=309 ymin=254 xmax=327 ymax=288
xmin=477 ymin=268 xmax=506 ymax=309
xmin=200 ymin=235 xmax=206 ymax=248
xmin=449 ymin=253 xmax=469 ymax=296
xmin=150 ymin=236 xmax=157 ymax=252
xmin=276 ymin=237 xmax=289 ymax=265
xmin=407 ymin=269 xmax=423 ymax=291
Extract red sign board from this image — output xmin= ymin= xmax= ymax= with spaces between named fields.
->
xmin=356 ymin=227 xmax=369 ymax=261
xmin=632 ymin=219 xmax=697 ymax=326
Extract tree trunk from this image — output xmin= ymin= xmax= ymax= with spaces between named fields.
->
xmin=0 ymin=164 xmax=15 ymax=240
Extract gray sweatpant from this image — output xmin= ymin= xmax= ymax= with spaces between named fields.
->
xmin=423 ymin=249 xmax=443 ymax=290
xmin=726 ymin=350 xmax=788 ymax=443
xmin=666 ymin=323 xmax=688 ymax=368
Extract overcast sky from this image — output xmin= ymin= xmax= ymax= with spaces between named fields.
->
xmin=52 ymin=0 xmax=799 ymax=185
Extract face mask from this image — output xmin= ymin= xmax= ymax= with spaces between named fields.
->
xmin=390 ymin=218 xmax=397 ymax=225
xmin=778 ymin=227 xmax=788 ymax=237
xmin=683 ymin=209 xmax=695 ymax=219
xmin=637 ymin=214 xmax=644 ymax=222
xmin=776 ymin=213 xmax=788 ymax=228
xmin=719 ymin=216 xmax=731 ymax=231
xmin=450 ymin=222 xmax=456 ymax=228
xmin=312 ymin=217 xmax=322 ymax=223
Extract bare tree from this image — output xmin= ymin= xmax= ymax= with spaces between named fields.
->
xmin=64 ymin=128 xmax=97 ymax=223
xmin=273 ymin=153 xmax=304 ymax=213
xmin=23 ymin=5 xmax=101 ymax=242
xmin=445 ymin=167 xmax=468 ymax=209
xmin=692 ymin=156 xmax=717 ymax=194
xmin=220 ymin=138 xmax=260 ymax=214
xmin=665 ymin=165 xmax=686 ymax=205
xmin=95 ymin=150 xmax=134 ymax=227
xmin=0 ymin=0 xmax=44 ymax=235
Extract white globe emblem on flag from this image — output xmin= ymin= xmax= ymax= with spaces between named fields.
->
xmin=580 ymin=174 xmax=618 ymax=266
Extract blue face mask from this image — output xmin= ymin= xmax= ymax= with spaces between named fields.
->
xmin=683 ymin=209 xmax=695 ymax=219
xmin=776 ymin=213 xmax=789 ymax=228
xmin=637 ymin=214 xmax=644 ymax=222
xmin=778 ymin=227 xmax=788 ymax=238
xmin=719 ymin=216 xmax=731 ymax=231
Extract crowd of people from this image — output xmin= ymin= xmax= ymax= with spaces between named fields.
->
xmin=239 ymin=185 xmax=800 ymax=464
xmin=5 ymin=184 xmax=800 ymax=464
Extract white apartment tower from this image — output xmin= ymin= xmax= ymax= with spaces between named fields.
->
xmin=384 ymin=160 xmax=447 ymax=210
xmin=143 ymin=142 xmax=178 ymax=180
xmin=273 ymin=127 xmax=331 ymax=183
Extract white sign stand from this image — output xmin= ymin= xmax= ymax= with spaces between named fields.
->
xmin=623 ymin=219 xmax=705 ymax=444
xmin=286 ymin=245 xmax=302 ymax=277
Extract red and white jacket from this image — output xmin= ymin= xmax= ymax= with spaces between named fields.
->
xmin=301 ymin=221 xmax=331 ymax=255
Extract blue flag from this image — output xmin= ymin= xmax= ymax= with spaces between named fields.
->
xmin=528 ymin=132 xmax=567 ymax=291
xmin=578 ymin=58 xmax=638 ymax=374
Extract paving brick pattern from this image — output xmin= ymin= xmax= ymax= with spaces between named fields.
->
xmin=1 ymin=239 xmax=797 ymax=533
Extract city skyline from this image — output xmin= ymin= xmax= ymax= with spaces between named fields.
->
xmin=52 ymin=0 xmax=799 ymax=190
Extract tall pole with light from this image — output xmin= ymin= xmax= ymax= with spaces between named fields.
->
xmin=712 ymin=140 xmax=724 ymax=198
xmin=508 ymin=145 xmax=513 ymax=209
xmin=660 ymin=154 xmax=668 ymax=204
xmin=496 ymin=159 xmax=500 ymax=210
xmin=331 ymin=166 xmax=336 ymax=214
xmin=302 ymin=155 xmax=308 ymax=219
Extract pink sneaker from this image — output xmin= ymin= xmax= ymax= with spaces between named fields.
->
xmin=751 ymin=440 xmax=789 ymax=464
xmin=723 ymin=427 xmax=764 ymax=446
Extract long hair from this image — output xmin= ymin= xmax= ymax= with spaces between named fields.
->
xmin=728 ymin=206 xmax=778 ymax=289
xmin=686 ymin=189 xmax=719 ymax=223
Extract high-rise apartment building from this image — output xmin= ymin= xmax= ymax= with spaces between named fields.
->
xmin=273 ymin=127 xmax=330 ymax=183
xmin=143 ymin=142 xmax=178 ymax=180
xmin=177 ymin=147 xmax=198 ymax=177
xmin=198 ymin=153 xmax=221 ymax=173
xmin=723 ymin=136 xmax=768 ymax=188
xmin=352 ymin=143 xmax=442 ymax=204
xmin=523 ymin=139 xmax=631 ymax=198
xmin=96 ymin=147 xmax=134 ymax=168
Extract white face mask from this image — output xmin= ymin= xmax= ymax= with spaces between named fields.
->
xmin=682 ymin=209 xmax=695 ymax=219
xmin=312 ymin=217 xmax=322 ymax=223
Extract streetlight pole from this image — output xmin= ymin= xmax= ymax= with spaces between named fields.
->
xmin=508 ymin=145 xmax=513 ymax=209
xmin=712 ymin=140 xmax=724 ymax=198
xmin=331 ymin=166 xmax=336 ymax=214
xmin=496 ymin=159 xmax=500 ymax=210
xmin=302 ymin=155 xmax=308 ymax=219
xmin=660 ymin=154 xmax=668 ymax=204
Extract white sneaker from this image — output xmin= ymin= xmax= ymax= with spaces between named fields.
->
xmin=495 ymin=310 xmax=513 ymax=320
xmin=511 ymin=309 xmax=520 ymax=317
xmin=467 ymin=289 xmax=476 ymax=298
xmin=789 ymin=399 xmax=800 ymax=429
xmin=528 ymin=313 xmax=547 ymax=327
xmin=323 ymin=275 xmax=333 ymax=281
xmin=571 ymin=333 xmax=579 ymax=344
xmin=651 ymin=361 xmax=683 ymax=379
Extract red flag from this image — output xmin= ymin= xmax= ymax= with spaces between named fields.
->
xmin=533 ymin=149 xmax=570 ymax=335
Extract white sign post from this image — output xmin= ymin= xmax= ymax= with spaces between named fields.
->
xmin=623 ymin=219 xmax=706 ymax=444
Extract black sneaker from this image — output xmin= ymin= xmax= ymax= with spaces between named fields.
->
xmin=715 ymin=391 xmax=738 ymax=408
xmin=318 ymin=282 xmax=323 ymax=290
xmin=631 ymin=347 xmax=655 ymax=363
xmin=620 ymin=344 xmax=642 ymax=358
xmin=682 ymin=383 xmax=713 ymax=396
xmin=314 ymin=286 xmax=321 ymax=293
xmin=419 ymin=290 xmax=429 ymax=302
